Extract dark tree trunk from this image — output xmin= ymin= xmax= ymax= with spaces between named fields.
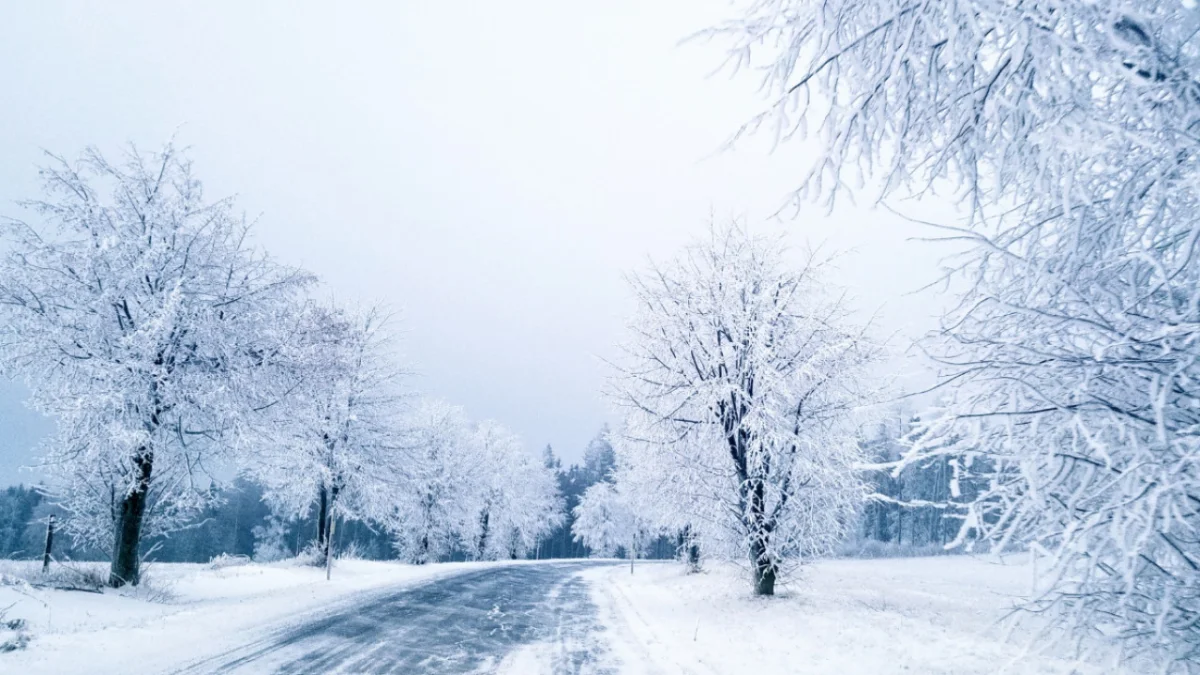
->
xmin=722 ymin=400 xmax=776 ymax=596
xmin=316 ymin=483 xmax=328 ymax=548
xmin=746 ymin=478 xmax=775 ymax=596
xmin=874 ymin=499 xmax=889 ymax=542
xmin=751 ymin=544 xmax=777 ymax=596
xmin=323 ymin=484 xmax=339 ymax=572
xmin=110 ymin=451 xmax=153 ymax=588
xmin=678 ymin=526 xmax=701 ymax=572
xmin=477 ymin=509 xmax=490 ymax=559
xmin=417 ymin=533 xmax=430 ymax=565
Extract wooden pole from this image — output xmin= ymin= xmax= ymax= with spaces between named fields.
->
xmin=42 ymin=515 xmax=55 ymax=573
xmin=325 ymin=510 xmax=336 ymax=581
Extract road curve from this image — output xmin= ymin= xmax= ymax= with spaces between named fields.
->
xmin=176 ymin=561 xmax=618 ymax=675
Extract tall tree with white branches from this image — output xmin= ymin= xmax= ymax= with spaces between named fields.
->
xmin=388 ymin=399 xmax=480 ymax=564
xmin=250 ymin=303 xmax=409 ymax=574
xmin=467 ymin=421 xmax=563 ymax=561
xmin=608 ymin=222 xmax=879 ymax=595
xmin=572 ymin=481 xmax=651 ymax=571
xmin=711 ymin=0 xmax=1200 ymax=664
xmin=0 ymin=145 xmax=313 ymax=586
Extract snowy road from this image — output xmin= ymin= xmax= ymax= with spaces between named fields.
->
xmin=176 ymin=561 xmax=619 ymax=675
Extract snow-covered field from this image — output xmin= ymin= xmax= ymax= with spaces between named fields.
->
xmin=0 ymin=555 xmax=1135 ymax=674
xmin=584 ymin=556 xmax=1126 ymax=675
xmin=0 ymin=558 xmax=496 ymax=675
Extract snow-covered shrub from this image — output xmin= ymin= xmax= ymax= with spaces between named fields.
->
xmin=293 ymin=542 xmax=326 ymax=568
xmin=207 ymin=554 xmax=251 ymax=570
xmin=336 ymin=541 xmax=365 ymax=561
xmin=251 ymin=518 xmax=291 ymax=563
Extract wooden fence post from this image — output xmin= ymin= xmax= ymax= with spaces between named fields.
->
xmin=42 ymin=515 xmax=55 ymax=573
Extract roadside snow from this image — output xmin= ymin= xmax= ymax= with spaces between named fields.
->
xmin=584 ymin=556 xmax=1126 ymax=675
xmin=1 ymin=556 xmax=1139 ymax=674
xmin=0 ymin=558 xmax=498 ymax=675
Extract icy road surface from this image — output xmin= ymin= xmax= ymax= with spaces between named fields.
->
xmin=177 ymin=561 xmax=618 ymax=674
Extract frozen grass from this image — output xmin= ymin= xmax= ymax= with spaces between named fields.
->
xmin=0 ymin=559 xmax=178 ymax=603
xmin=0 ymin=602 xmax=29 ymax=653
xmin=583 ymin=556 xmax=1128 ymax=675
xmin=0 ymin=559 xmax=108 ymax=591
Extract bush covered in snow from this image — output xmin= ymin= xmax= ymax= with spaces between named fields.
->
xmin=207 ymin=554 xmax=251 ymax=570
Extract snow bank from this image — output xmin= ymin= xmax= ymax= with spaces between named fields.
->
xmin=584 ymin=556 xmax=1126 ymax=674
xmin=0 ymin=558 xmax=496 ymax=675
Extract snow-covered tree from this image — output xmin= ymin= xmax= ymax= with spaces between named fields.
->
xmin=572 ymin=481 xmax=651 ymax=570
xmin=610 ymin=434 xmax=706 ymax=572
xmin=250 ymin=303 xmax=408 ymax=572
xmin=537 ymin=430 xmax=619 ymax=560
xmin=500 ymin=456 xmax=565 ymax=558
xmin=712 ymin=0 xmax=1200 ymax=664
xmin=581 ymin=425 xmax=616 ymax=484
xmin=388 ymin=399 xmax=479 ymax=564
xmin=0 ymin=145 xmax=313 ymax=586
xmin=466 ymin=421 xmax=563 ymax=561
xmin=609 ymin=222 xmax=879 ymax=594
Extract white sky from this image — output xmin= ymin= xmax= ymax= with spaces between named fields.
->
xmin=0 ymin=1 xmax=954 ymax=484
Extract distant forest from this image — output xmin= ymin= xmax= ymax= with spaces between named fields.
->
xmin=0 ymin=428 xmax=677 ymax=564
xmin=1 ymin=418 xmax=962 ymax=565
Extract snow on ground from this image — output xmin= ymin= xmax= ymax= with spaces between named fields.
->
xmin=584 ymin=556 xmax=1126 ymax=675
xmin=0 ymin=558 xmax=498 ymax=675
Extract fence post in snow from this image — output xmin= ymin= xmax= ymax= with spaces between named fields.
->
xmin=42 ymin=514 xmax=55 ymax=573
xmin=326 ymin=515 xmax=336 ymax=581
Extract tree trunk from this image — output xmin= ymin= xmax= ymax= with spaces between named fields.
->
xmin=325 ymin=513 xmax=336 ymax=581
xmin=477 ymin=509 xmax=490 ymax=560
xmin=417 ymin=533 xmax=430 ymax=565
xmin=746 ymin=478 xmax=775 ymax=596
xmin=323 ymin=485 xmax=338 ymax=577
xmin=679 ymin=526 xmax=701 ymax=573
xmin=749 ymin=537 xmax=777 ymax=596
xmin=316 ymin=483 xmax=328 ymax=548
xmin=110 ymin=451 xmax=153 ymax=588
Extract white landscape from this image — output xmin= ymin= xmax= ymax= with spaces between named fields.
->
xmin=2 ymin=556 xmax=1123 ymax=675
xmin=2 ymin=0 xmax=1199 ymax=673
xmin=1 ymin=559 xmax=490 ymax=674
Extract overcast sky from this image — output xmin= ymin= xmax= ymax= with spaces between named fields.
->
xmin=0 ymin=1 xmax=953 ymax=486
